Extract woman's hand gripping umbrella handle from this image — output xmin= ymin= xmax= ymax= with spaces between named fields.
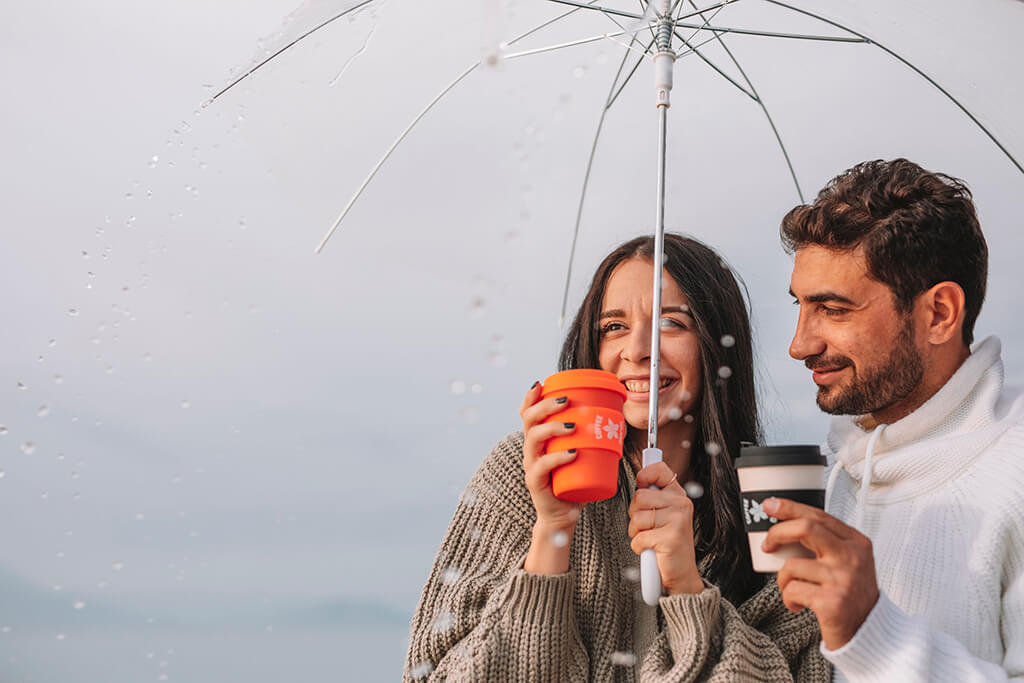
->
xmin=640 ymin=446 xmax=663 ymax=605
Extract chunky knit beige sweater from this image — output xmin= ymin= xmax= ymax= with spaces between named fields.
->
xmin=404 ymin=433 xmax=830 ymax=682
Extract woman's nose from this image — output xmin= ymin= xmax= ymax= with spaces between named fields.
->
xmin=621 ymin=324 xmax=652 ymax=364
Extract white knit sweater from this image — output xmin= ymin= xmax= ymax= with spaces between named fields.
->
xmin=819 ymin=336 xmax=1024 ymax=682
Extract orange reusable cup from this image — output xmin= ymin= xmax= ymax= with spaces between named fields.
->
xmin=540 ymin=369 xmax=628 ymax=502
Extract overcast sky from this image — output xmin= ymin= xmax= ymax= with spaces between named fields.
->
xmin=2 ymin=0 xmax=1023 ymax=676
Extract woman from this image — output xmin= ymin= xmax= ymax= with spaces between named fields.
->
xmin=404 ymin=235 xmax=828 ymax=681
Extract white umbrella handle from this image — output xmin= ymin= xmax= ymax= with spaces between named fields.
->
xmin=640 ymin=447 xmax=663 ymax=605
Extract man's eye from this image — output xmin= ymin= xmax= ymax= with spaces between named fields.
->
xmin=821 ymin=305 xmax=845 ymax=316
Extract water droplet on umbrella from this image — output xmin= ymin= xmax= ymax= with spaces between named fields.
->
xmin=81 ymin=251 xmax=89 ymax=259
xmin=180 ymin=400 xmax=190 ymax=409
xmin=0 ymin=471 xmax=5 ymax=479
xmin=148 ymin=155 xmax=159 ymax=168
xmin=469 ymin=528 xmax=482 ymax=541
xmin=56 ymin=633 xmax=65 ymax=641
xmin=459 ymin=407 xmax=480 ymax=424
xmin=683 ymin=414 xmax=694 ymax=423
xmin=720 ymin=334 xmax=735 ymax=348
xmin=41 ymin=492 xmax=49 ymax=500
xmin=681 ymin=440 xmax=691 ymax=449
xmin=572 ymin=65 xmax=586 ymax=78
xmin=0 ymin=426 xmax=6 ymax=435
xmin=680 ymin=390 xmax=692 ymax=401
xmin=124 ymin=192 xmax=133 ymax=200
xmin=135 ymin=513 xmax=145 ymax=521
xmin=684 ymin=481 xmax=704 ymax=498
xmin=667 ymin=407 xmax=682 ymax=421
xmin=20 ymin=442 xmax=35 ymax=455
xmin=470 ymin=384 xmax=483 ymax=394
xmin=112 ymin=561 xmax=124 ymax=571
xmin=430 ymin=610 xmax=454 ymax=633
xmin=460 ymin=488 xmax=478 ymax=507
xmin=72 ymin=600 xmax=85 ymax=610
xmin=622 ymin=566 xmax=640 ymax=582
xmin=705 ymin=441 xmax=721 ymax=456
xmin=48 ymin=339 xmax=57 ymax=347
xmin=440 ymin=566 xmax=462 ymax=585
xmin=550 ymin=530 xmax=569 ymax=548
xmin=37 ymin=406 xmax=49 ymax=417
xmin=469 ymin=297 xmax=487 ymax=314
xmin=610 ymin=651 xmax=637 ymax=666
xmin=68 ymin=309 xmax=78 ymax=317
xmin=53 ymin=374 xmax=63 ymax=384
xmin=16 ymin=382 xmax=26 ymax=390
xmin=450 ymin=380 xmax=467 ymax=394
xmin=37 ymin=355 xmax=45 ymax=364
xmin=71 ymin=472 xmax=78 ymax=479
xmin=410 ymin=661 xmax=434 ymax=679
xmin=718 ymin=366 xmax=732 ymax=379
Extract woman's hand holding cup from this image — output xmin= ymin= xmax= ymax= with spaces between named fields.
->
xmin=520 ymin=381 xmax=584 ymax=575
xmin=627 ymin=462 xmax=704 ymax=595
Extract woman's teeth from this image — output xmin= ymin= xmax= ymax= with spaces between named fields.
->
xmin=624 ymin=378 xmax=672 ymax=393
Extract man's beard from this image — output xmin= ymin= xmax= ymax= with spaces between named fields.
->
xmin=808 ymin=316 xmax=924 ymax=416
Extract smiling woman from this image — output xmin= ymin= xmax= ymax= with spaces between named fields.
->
xmin=403 ymin=234 xmax=830 ymax=681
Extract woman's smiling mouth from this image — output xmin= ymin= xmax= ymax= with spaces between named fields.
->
xmin=623 ymin=377 xmax=674 ymax=394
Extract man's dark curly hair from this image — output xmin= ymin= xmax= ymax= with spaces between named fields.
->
xmin=780 ymin=158 xmax=987 ymax=345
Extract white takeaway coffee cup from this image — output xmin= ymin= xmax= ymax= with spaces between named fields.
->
xmin=734 ymin=445 xmax=827 ymax=573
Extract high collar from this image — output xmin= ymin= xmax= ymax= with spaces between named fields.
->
xmin=824 ymin=336 xmax=1014 ymax=503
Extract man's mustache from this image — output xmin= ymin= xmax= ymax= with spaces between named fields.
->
xmin=805 ymin=355 xmax=854 ymax=372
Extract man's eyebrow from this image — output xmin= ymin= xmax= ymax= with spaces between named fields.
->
xmin=599 ymin=306 xmax=694 ymax=320
xmin=789 ymin=289 xmax=856 ymax=306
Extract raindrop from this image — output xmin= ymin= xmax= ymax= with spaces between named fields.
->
xmin=460 ymin=488 xmax=478 ymax=507
xmin=81 ymin=251 xmax=89 ymax=259
xmin=16 ymin=382 xmax=26 ymax=390
xmin=48 ymin=339 xmax=57 ymax=347
xmin=143 ymin=353 xmax=153 ymax=362
xmin=622 ymin=566 xmax=640 ymax=582
xmin=550 ymin=530 xmax=569 ymax=548
xmin=683 ymin=414 xmax=694 ymax=424
xmin=0 ymin=426 xmax=6 ymax=435
xmin=73 ymin=600 xmax=85 ymax=610
xmin=239 ymin=217 xmax=247 ymax=230
xmin=410 ymin=661 xmax=434 ymax=679
xmin=41 ymin=492 xmax=49 ymax=500
xmin=180 ymin=400 xmax=191 ymax=409
xmin=449 ymin=380 xmax=467 ymax=395
xmin=56 ymin=633 xmax=65 ymax=641
xmin=469 ymin=528 xmax=482 ymax=541
xmin=718 ymin=366 xmax=732 ymax=379
xmin=20 ymin=442 xmax=35 ymax=455
xmin=37 ymin=355 xmax=45 ymax=364
xmin=68 ymin=309 xmax=79 ymax=317
xmin=666 ymin=407 xmax=682 ymax=421
xmin=53 ymin=374 xmax=64 ymax=384
xmin=135 ymin=513 xmax=145 ymax=521
xmin=469 ymin=297 xmax=487 ymax=314
xmin=430 ymin=610 xmax=454 ymax=633
xmin=470 ymin=384 xmax=483 ymax=394
xmin=681 ymin=440 xmax=691 ymax=449
xmin=459 ymin=407 xmax=480 ymax=424
xmin=124 ymin=192 xmax=133 ymax=200
xmin=439 ymin=566 xmax=462 ymax=585
xmin=684 ymin=481 xmax=705 ymax=499
xmin=720 ymin=334 xmax=735 ymax=348
xmin=0 ymin=471 xmax=5 ymax=479
xmin=111 ymin=561 xmax=125 ymax=571
xmin=572 ymin=65 xmax=587 ymax=78
xmin=705 ymin=441 xmax=722 ymax=456
xmin=37 ymin=406 xmax=49 ymax=418
xmin=1 ymin=627 xmax=9 ymax=633
xmin=610 ymin=651 xmax=637 ymax=667
xmin=680 ymin=390 xmax=693 ymax=401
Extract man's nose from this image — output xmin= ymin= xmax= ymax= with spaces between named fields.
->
xmin=789 ymin=309 xmax=825 ymax=361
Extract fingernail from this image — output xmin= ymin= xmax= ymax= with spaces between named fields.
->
xmin=555 ymin=396 xmax=568 ymax=404
xmin=530 ymin=380 xmax=540 ymax=389
xmin=763 ymin=498 xmax=779 ymax=515
xmin=563 ymin=422 xmax=575 ymax=429
xmin=567 ymin=448 xmax=577 ymax=454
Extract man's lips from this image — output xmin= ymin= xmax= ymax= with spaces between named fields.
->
xmin=810 ymin=366 xmax=848 ymax=385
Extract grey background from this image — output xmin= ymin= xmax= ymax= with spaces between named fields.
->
xmin=2 ymin=0 xmax=1022 ymax=680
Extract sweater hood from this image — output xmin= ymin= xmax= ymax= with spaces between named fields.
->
xmin=824 ymin=336 xmax=1022 ymax=503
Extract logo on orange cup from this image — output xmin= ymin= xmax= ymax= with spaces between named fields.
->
xmin=593 ymin=414 xmax=623 ymax=442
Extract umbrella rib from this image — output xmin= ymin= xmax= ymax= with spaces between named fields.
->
xmin=672 ymin=31 xmax=756 ymax=101
xmin=559 ymin=38 xmax=656 ymax=325
xmin=683 ymin=0 xmax=805 ymax=201
xmin=761 ymin=0 xmax=1024 ymax=176
xmin=314 ymin=63 xmax=479 ymax=253
xmin=206 ymin=0 xmax=378 ymax=105
xmin=673 ymin=21 xmax=864 ymax=42
xmin=606 ymin=41 xmax=654 ymax=109
xmin=547 ymin=0 xmax=646 ymax=21
xmin=315 ymin=0 xmax=620 ymax=252
xmin=503 ymin=29 xmax=651 ymax=60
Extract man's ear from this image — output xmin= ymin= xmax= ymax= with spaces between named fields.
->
xmin=918 ymin=281 xmax=966 ymax=345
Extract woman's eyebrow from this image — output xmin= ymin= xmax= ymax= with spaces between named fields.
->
xmin=599 ymin=306 xmax=694 ymax=320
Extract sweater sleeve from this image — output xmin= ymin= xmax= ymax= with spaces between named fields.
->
xmin=822 ymin=589 xmax=1024 ymax=682
xmin=640 ymin=578 xmax=831 ymax=682
xmin=403 ymin=433 xmax=589 ymax=682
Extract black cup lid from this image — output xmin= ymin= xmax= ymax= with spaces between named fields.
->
xmin=734 ymin=444 xmax=825 ymax=469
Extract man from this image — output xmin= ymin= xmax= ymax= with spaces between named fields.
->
xmin=766 ymin=158 xmax=1024 ymax=680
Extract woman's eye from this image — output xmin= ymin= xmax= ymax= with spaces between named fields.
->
xmin=659 ymin=317 xmax=686 ymax=330
xmin=600 ymin=322 xmax=625 ymax=335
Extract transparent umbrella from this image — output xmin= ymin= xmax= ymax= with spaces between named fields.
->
xmin=208 ymin=0 xmax=1024 ymax=602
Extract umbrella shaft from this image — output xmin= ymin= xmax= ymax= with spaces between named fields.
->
xmin=648 ymin=104 xmax=669 ymax=450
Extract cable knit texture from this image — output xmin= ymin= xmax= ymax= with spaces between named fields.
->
xmin=820 ymin=336 xmax=1024 ymax=682
xmin=404 ymin=432 xmax=830 ymax=681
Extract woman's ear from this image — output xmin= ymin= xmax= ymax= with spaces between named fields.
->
xmin=919 ymin=281 xmax=966 ymax=345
